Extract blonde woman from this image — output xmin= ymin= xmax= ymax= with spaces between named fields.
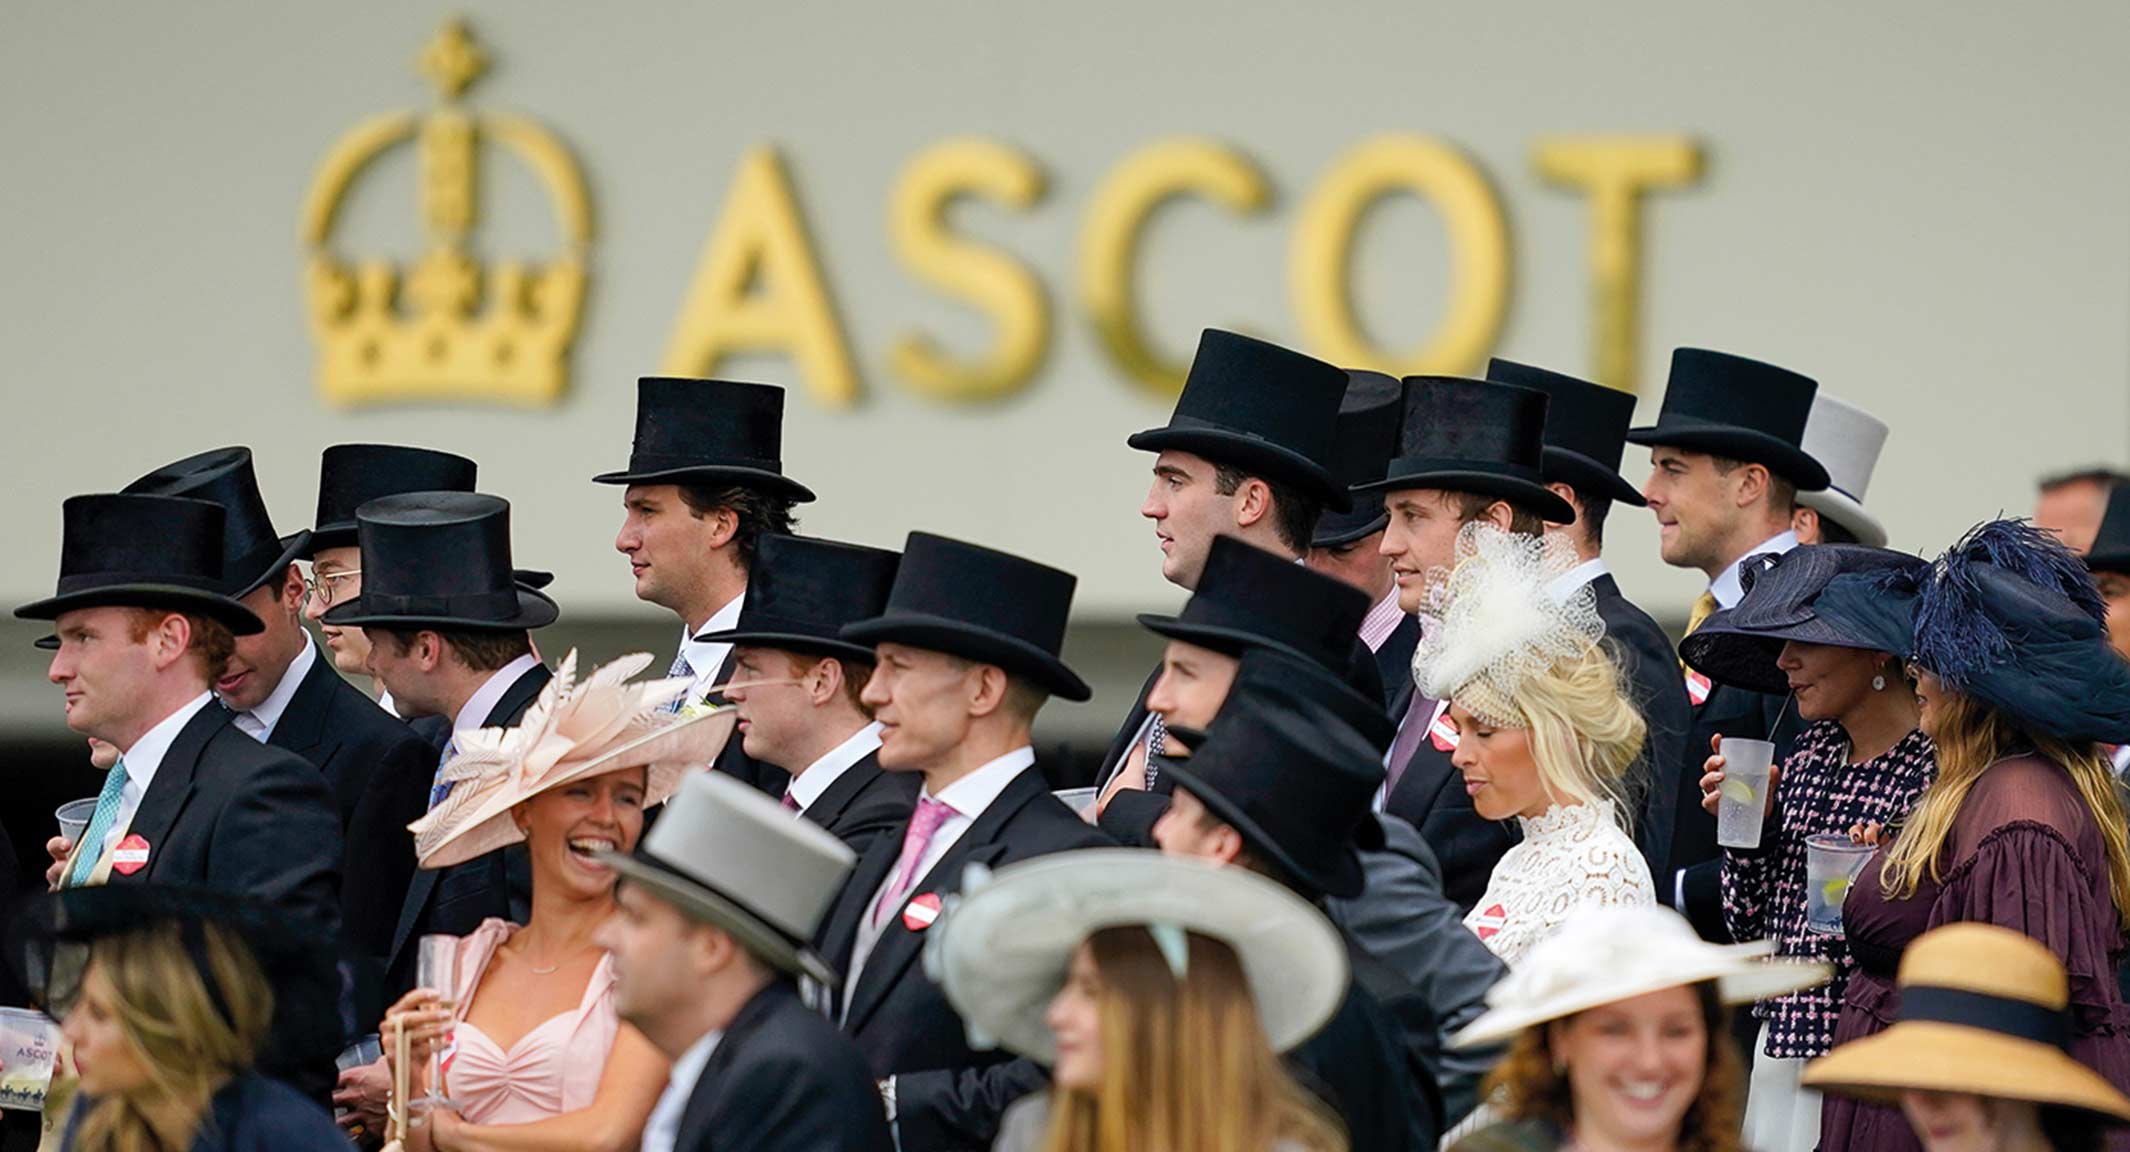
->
xmin=930 ymin=850 xmax=1350 ymax=1152
xmin=1415 ymin=523 xmax=1653 ymax=965
xmin=10 ymin=885 xmax=347 ymax=1152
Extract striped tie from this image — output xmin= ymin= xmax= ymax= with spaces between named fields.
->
xmin=428 ymin=739 xmax=458 ymax=810
xmin=68 ymin=759 xmax=129 ymax=888
xmin=665 ymin=651 xmax=694 ymax=714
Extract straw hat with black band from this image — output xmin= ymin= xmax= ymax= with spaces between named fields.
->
xmin=1803 ymin=923 xmax=2130 ymax=1123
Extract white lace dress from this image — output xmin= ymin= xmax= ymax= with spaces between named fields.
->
xmin=1464 ymin=800 xmax=1654 ymax=966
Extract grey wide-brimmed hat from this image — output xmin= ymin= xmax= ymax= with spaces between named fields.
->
xmin=925 ymin=850 xmax=1349 ymax=1062
xmin=597 ymin=769 xmax=855 ymax=985
xmin=1680 ymin=545 xmax=1924 ymax=695
xmin=1796 ymin=393 xmax=1890 ymax=548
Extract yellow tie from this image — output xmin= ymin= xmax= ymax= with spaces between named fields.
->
xmin=1681 ymin=591 xmax=1721 ymax=674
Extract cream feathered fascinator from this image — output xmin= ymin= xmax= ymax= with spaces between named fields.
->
xmin=1410 ymin=523 xmax=1605 ymax=728
xmin=411 ymin=650 xmax=736 ymax=869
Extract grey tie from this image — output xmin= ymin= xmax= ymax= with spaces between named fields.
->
xmin=665 ymin=650 xmax=694 ymax=714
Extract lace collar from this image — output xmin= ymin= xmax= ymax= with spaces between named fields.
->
xmin=1518 ymin=798 xmax=1616 ymax=841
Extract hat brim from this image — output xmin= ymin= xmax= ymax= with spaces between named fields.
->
xmin=1542 ymin=448 xmax=1647 ymax=508
xmin=1311 ymin=509 xmax=1389 ymax=549
xmin=1797 ymin=490 xmax=1888 ymax=549
xmin=1680 ymin=608 xmax=1902 ymax=696
xmin=1451 ymin=943 xmax=1829 ymax=1048
xmin=230 ymin=531 xmax=313 ymax=600
xmin=1160 ymin=760 xmax=1367 ymax=898
xmin=321 ymin=586 xmax=560 ymax=632
xmin=296 ymin=524 xmax=355 ymax=559
xmin=417 ymin=708 xmax=735 ymax=870
xmin=590 ymin=465 xmax=817 ymax=504
xmin=2088 ymin=549 xmax=2130 ymax=576
xmin=1127 ymin=427 xmax=1353 ymax=512
xmin=33 ymin=634 xmax=58 ymax=651
xmin=693 ymin=628 xmax=878 ymax=664
xmin=1135 ymin=614 xmax=1333 ymax=675
xmin=841 ymin=612 xmax=1091 ymax=702
xmin=1350 ymin=469 xmax=1577 ymax=525
xmin=600 ymin=849 xmax=839 ymax=986
xmin=1803 ymin=1021 xmax=2130 ymax=1124
xmin=930 ymin=850 xmax=1349 ymax=1062
xmin=16 ymin=585 xmax=265 ymax=636
xmin=1625 ymin=422 xmax=1831 ymax=492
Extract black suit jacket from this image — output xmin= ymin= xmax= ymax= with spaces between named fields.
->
xmin=819 ymin=766 xmax=1114 ymax=1151
xmin=382 ymin=663 xmax=547 ymax=997
xmin=671 ymin=980 xmax=893 ymax=1152
xmin=799 ymin=748 xmax=921 ymax=860
xmin=1382 ymin=676 xmax=1518 ymax=912
xmin=1587 ymin=574 xmax=1695 ymax=887
xmin=1372 ymin=613 xmax=1421 ymax=707
xmin=1286 ymin=937 xmax=1439 ymax=1152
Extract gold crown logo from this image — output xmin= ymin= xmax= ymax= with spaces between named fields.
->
xmin=302 ymin=20 xmax=591 ymax=407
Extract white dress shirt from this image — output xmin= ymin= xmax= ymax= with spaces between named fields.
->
xmin=454 ymin=653 xmax=544 ymax=737
xmin=786 ymin=722 xmax=884 ymax=812
xmin=1711 ymin=530 xmax=1800 ymax=609
xmin=641 ymin=1028 xmax=723 ymax=1152
xmin=677 ymin=594 xmax=746 ymax=704
xmin=1545 ymin=557 xmax=1609 ymax=604
xmin=229 ymin=634 xmax=317 ymax=742
xmin=106 ymin=691 xmax=217 ymax=858
xmin=1358 ymin=586 xmax=1406 ymax=653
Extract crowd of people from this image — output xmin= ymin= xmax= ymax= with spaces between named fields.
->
xmin=7 ymin=331 xmax=2130 ymax=1152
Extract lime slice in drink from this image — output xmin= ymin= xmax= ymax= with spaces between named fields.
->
xmin=1720 ymin=778 xmax=1757 ymax=805
xmin=1821 ymin=877 xmax=1851 ymax=904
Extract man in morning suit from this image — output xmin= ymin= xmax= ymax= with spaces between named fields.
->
xmin=123 ymin=447 xmax=434 ymax=1019
xmin=1306 ymin=371 xmax=1419 ymax=705
xmin=817 ymin=533 xmax=1114 ymax=1151
xmin=1097 ymin=329 xmax=1364 ymax=827
xmin=1625 ymin=349 xmax=1827 ymax=939
xmin=1153 ymin=677 xmax=1443 ymax=1152
xmin=1483 ymin=359 xmax=1694 ymax=887
xmin=700 ymin=534 xmax=919 ymax=858
xmin=596 ymin=377 xmax=816 ymax=798
xmin=600 ymin=770 xmax=891 ymax=1152
xmin=1362 ymin=376 xmax=1576 ymax=911
xmin=18 ymin=493 xmax=344 ymax=1096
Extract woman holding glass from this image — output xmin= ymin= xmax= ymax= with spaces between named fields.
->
xmin=1682 ymin=544 xmax=1936 ymax=1152
xmin=382 ymin=652 xmax=732 ymax=1152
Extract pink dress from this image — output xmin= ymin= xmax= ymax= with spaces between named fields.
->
xmin=441 ymin=919 xmax=620 ymax=1124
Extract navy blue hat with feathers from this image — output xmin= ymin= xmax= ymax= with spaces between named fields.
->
xmin=1830 ymin=519 xmax=2130 ymax=744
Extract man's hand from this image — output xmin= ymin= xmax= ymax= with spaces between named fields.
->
xmin=45 ymin=836 xmax=73 ymax=891
xmin=334 ymin=1057 xmax=390 ymax=1141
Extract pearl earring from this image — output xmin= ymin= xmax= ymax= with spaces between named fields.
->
xmin=1872 ymin=674 xmax=1887 ymax=692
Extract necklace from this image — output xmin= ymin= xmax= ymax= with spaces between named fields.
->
xmin=520 ymin=938 xmax=596 ymax=975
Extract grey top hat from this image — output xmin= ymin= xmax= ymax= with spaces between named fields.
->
xmin=1795 ymin=393 xmax=1890 ymax=548
xmin=598 ymin=769 xmax=856 ymax=985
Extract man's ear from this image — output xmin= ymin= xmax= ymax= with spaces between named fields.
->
xmin=965 ymin=662 xmax=1010 ymax=719
xmin=1479 ymin=500 xmax=1516 ymax=532
xmin=1730 ymin=462 xmax=1773 ymax=509
xmin=703 ymin=505 xmax=741 ymax=549
xmin=1210 ymin=822 xmax=1247 ymax=868
xmin=807 ymin=655 xmax=842 ymax=707
xmin=151 ymin=613 xmax=194 ymax=672
xmin=1232 ymin=477 xmax=1274 ymax=532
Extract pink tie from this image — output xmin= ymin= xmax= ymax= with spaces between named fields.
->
xmin=872 ymin=797 xmax=955 ymax=928
xmin=1385 ymin=692 xmax=1436 ymax=794
xmin=781 ymin=790 xmax=801 ymax=812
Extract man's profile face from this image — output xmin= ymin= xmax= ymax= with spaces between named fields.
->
xmin=1140 ymin=451 xmax=1239 ymax=591
xmin=2036 ymin=479 xmax=2111 ymax=555
xmin=48 ymin=607 xmax=163 ymax=742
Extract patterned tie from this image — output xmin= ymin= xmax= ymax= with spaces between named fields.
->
xmin=1681 ymin=590 xmax=1721 ymax=672
xmin=68 ymin=759 xmax=129 ymax=888
xmin=871 ymin=797 xmax=956 ymax=929
xmin=428 ymin=739 xmax=459 ymax=810
xmin=1142 ymin=713 xmax=1168 ymax=789
xmin=1385 ymin=692 xmax=1435 ymax=797
xmin=664 ymin=651 xmax=694 ymax=715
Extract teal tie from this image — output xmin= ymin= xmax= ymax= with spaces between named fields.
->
xmin=68 ymin=759 xmax=129 ymax=888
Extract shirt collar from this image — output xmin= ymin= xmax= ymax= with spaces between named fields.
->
xmin=1546 ymin=557 xmax=1610 ymax=604
xmin=454 ymin=653 xmax=544 ymax=734
xmin=121 ymin=691 xmax=217 ymax=792
xmin=1358 ymin=585 xmax=1407 ymax=652
xmin=667 ymin=1026 xmax=722 ymax=1097
xmin=786 ymin=722 xmax=883 ymax=811
xmin=931 ymin=746 xmax=1036 ymax=818
xmin=681 ymin=593 xmax=747 ymax=671
xmin=234 ymin=634 xmax=317 ymax=740
xmin=1711 ymin=530 xmax=1800 ymax=609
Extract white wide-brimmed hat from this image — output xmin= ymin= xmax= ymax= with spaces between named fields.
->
xmin=1796 ymin=392 xmax=1889 ymax=548
xmin=1451 ymin=904 xmax=1830 ymax=1048
xmin=412 ymin=650 xmax=734 ymax=869
xmin=924 ymin=850 xmax=1349 ymax=1062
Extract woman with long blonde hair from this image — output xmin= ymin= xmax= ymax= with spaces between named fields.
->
xmin=930 ymin=851 xmax=1350 ymax=1152
xmin=1812 ymin=521 xmax=2130 ymax=1152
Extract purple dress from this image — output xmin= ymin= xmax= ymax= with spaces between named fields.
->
xmin=1821 ymin=754 xmax=2130 ymax=1152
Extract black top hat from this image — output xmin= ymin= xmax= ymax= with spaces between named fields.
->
xmin=323 ymin=493 xmax=559 ymax=632
xmin=1138 ymin=536 xmax=1369 ymax=675
xmin=16 ymin=494 xmax=265 ymax=635
xmin=1158 ymin=683 xmax=1387 ymax=900
xmin=1128 ymin=330 xmax=1353 ymax=511
xmin=122 ymin=447 xmax=310 ymax=600
xmin=303 ymin=443 xmax=478 ymax=556
xmin=1169 ymin=645 xmax=1398 ymax=758
xmin=1353 ymin=377 xmax=1576 ymax=524
xmin=1625 ymin=348 xmax=1830 ymax=491
xmin=1681 ymin=545 xmax=1925 ymax=694
xmin=841 ymin=532 xmax=1089 ymax=702
xmin=2086 ymin=485 xmax=2130 ymax=575
xmin=10 ymin=884 xmax=340 ymax=1093
xmin=591 ymin=377 xmax=816 ymax=503
xmin=694 ymin=534 xmax=901 ymax=663
xmin=1487 ymin=358 xmax=1646 ymax=508
xmin=1312 ymin=371 xmax=1406 ymax=547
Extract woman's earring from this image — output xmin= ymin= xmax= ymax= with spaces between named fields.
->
xmin=1872 ymin=674 xmax=1887 ymax=692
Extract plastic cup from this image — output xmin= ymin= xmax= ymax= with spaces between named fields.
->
xmin=54 ymin=798 xmax=98 ymax=847
xmin=1715 ymin=738 xmax=1775 ymax=850
xmin=0 ymin=1007 xmax=61 ymax=1111
xmin=1804 ymin=834 xmax=1875 ymax=936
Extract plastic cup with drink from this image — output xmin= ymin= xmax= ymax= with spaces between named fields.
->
xmin=1715 ymin=737 xmax=1776 ymax=850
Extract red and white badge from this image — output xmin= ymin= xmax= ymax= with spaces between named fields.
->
xmin=110 ymin=834 xmax=151 ymax=876
xmin=902 ymin=892 xmax=942 ymax=933
xmin=1427 ymin=701 xmax=1459 ymax=752
xmin=1471 ymin=903 xmax=1507 ymax=941
xmin=1685 ymin=669 xmax=1712 ymax=707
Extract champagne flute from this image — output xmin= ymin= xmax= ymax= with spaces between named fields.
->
xmin=412 ymin=934 xmax=460 ymax=1113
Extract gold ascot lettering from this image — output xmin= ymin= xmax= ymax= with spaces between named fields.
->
xmin=889 ymin=138 xmax=1051 ymax=402
xmin=1078 ymin=139 xmax=1272 ymax=397
xmin=1533 ymin=136 xmax=1704 ymax=393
